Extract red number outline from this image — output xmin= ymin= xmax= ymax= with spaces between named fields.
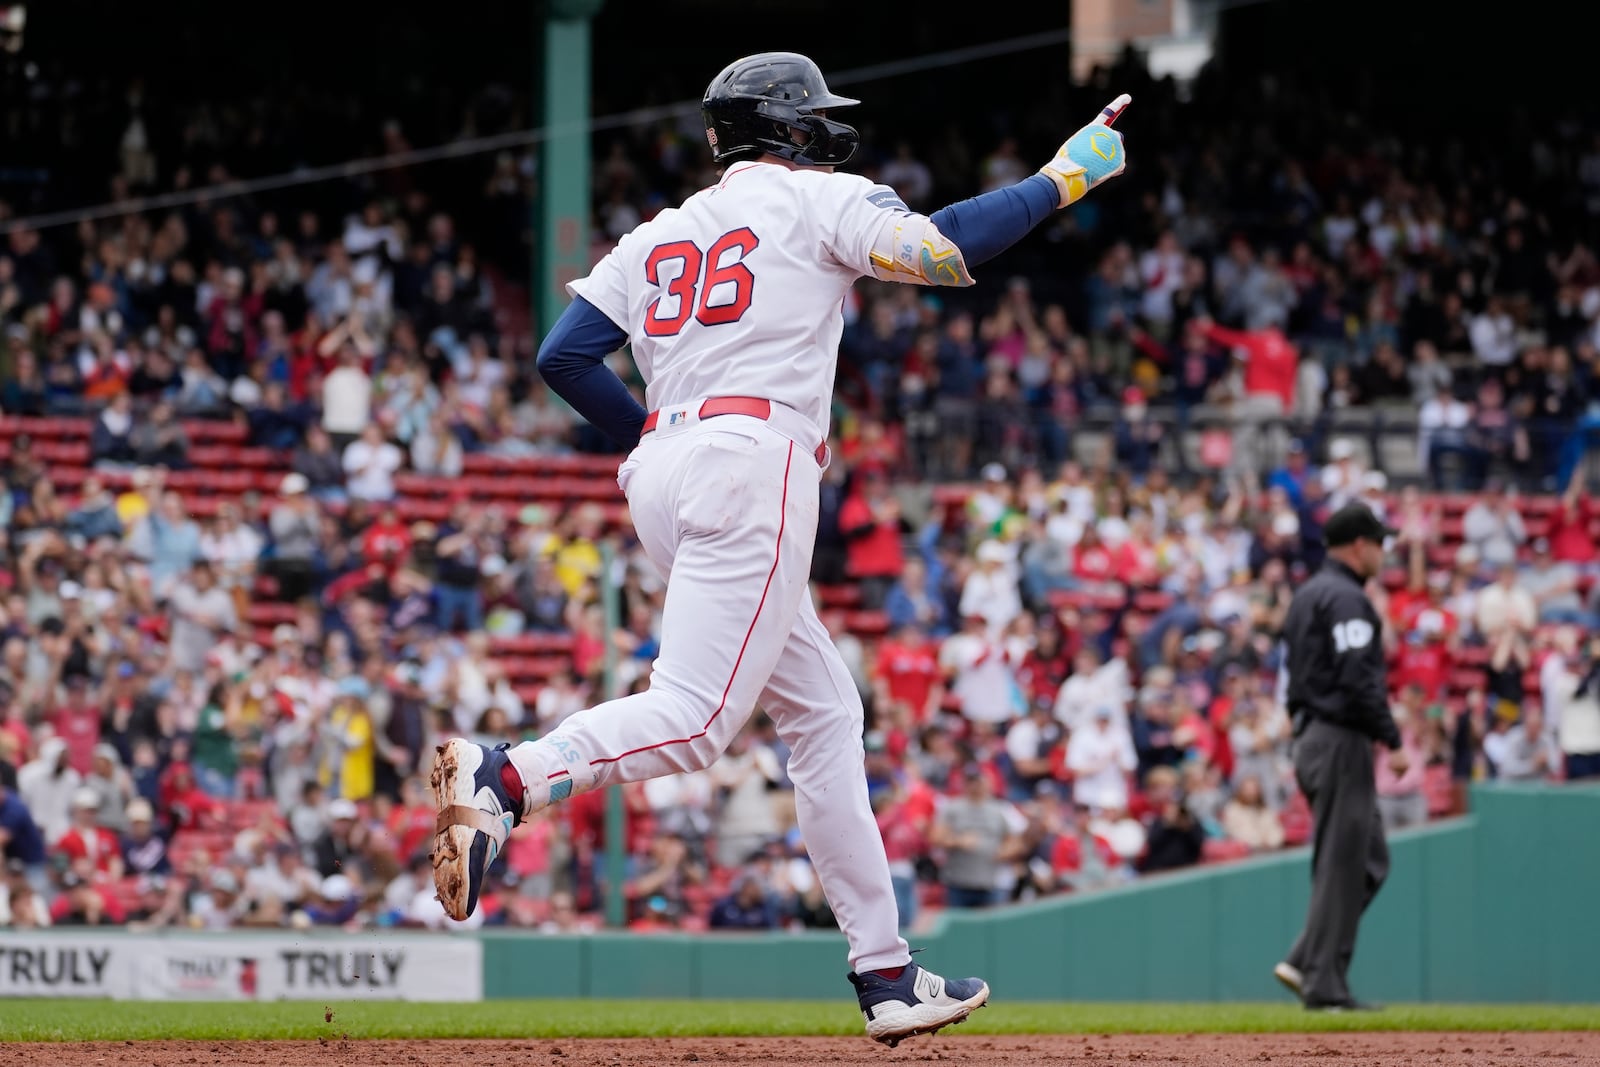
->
xmin=695 ymin=227 xmax=760 ymax=327
xmin=643 ymin=240 xmax=702 ymax=337
xmin=642 ymin=228 xmax=760 ymax=336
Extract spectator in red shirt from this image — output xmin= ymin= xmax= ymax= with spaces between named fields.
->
xmin=385 ymin=775 xmax=438 ymax=864
xmin=1197 ymin=315 xmax=1298 ymax=474
xmin=1390 ymin=570 xmax=1459 ymax=637
xmin=48 ymin=867 xmax=127 ymax=926
xmin=1015 ymin=621 xmax=1072 ymax=710
xmin=51 ymin=673 xmax=102 ymax=776
xmin=837 ymin=468 xmax=906 ymax=610
xmin=873 ymin=783 xmax=929 ymax=931
xmin=159 ymin=761 xmax=219 ymax=831
xmin=1393 ymin=610 xmax=1455 ymax=703
xmin=55 ymin=787 xmax=124 ymax=879
xmin=873 ymin=621 xmax=945 ymax=727
xmin=1071 ymin=525 xmax=1116 ymax=586
xmin=361 ymin=504 xmax=413 ymax=573
xmin=1547 ymin=475 xmax=1598 ymax=568
xmin=204 ymin=266 xmax=264 ymax=380
xmin=1112 ymin=512 xmax=1161 ymax=587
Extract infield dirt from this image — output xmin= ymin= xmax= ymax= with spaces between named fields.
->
xmin=2 ymin=1032 xmax=1596 ymax=1066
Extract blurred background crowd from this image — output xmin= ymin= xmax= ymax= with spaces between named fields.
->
xmin=2 ymin=9 xmax=1599 ymax=934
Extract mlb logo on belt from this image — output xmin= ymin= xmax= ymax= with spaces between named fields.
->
xmin=668 ymin=410 xmax=689 ymax=426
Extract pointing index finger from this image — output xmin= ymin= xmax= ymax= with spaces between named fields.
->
xmin=1098 ymin=93 xmax=1132 ymax=127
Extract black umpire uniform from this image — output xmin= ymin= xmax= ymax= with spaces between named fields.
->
xmin=1278 ymin=503 xmax=1403 ymax=1010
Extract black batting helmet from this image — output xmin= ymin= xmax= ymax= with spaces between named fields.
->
xmin=701 ymin=52 xmax=860 ymax=167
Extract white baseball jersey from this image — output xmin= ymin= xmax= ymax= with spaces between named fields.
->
xmin=568 ymin=160 xmax=912 ymax=439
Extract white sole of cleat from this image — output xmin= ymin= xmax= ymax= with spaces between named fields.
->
xmin=430 ymin=739 xmax=481 ymax=922
xmin=1273 ymin=962 xmax=1304 ymax=999
xmin=868 ymin=983 xmax=991 ymax=1047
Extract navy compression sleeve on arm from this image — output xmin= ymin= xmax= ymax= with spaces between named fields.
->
xmin=535 ymin=296 xmax=647 ymax=448
xmin=930 ymin=173 xmax=1061 ymax=267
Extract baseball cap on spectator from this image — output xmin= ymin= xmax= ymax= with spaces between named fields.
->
xmin=976 ymin=540 xmax=1008 ymax=565
xmin=272 ymin=623 xmax=299 ymax=646
xmin=980 ymin=462 xmax=1007 ymax=483
xmin=1122 ymin=385 xmax=1145 ymax=408
xmin=518 ymin=504 xmax=550 ymax=527
xmin=336 ymin=675 xmax=371 ymax=701
xmin=1455 ymin=543 xmax=1481 ymax=569
xmin=1329 ymin=438 xmax=1355 ymax=461
xmin=279 ymin=472 xmax=309 ymax=496
xmin=960 ymin=761 xmax=987 ymax=781
xmin=92 ymin=742 xmax=119 ymax=765
xmin=320 ymin=874 xmax=354 ymax=901
xmin=1533 ymin=538 xmax=1551 ymax=556
xmin=210 ymin=870 xmax=240 ymax=895
xmin=328 ymin=798 xmax=359 ymax=821
xmin=59 ymin=580 xmax=82 ymax=601
xmin=481 ymin=554 xmax=507 ymax=578
xmin=1271 ymin=511 xmax=1300 ymax=538
xmin=72 ymin=786 xmax=100 ymax=811
xmin=1416 ymin=609 xmax=1447 ymax=640
xmin=863 ymin=730 xmax=887 ymax=754
xmin=126 ymin=798 xmax=154 ymax=824
xmin=1361 ymin=471 xmax=1388 ymax=494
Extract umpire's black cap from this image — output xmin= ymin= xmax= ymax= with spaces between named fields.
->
xmin=1323 ymin=502 xmax=1399 ymax=547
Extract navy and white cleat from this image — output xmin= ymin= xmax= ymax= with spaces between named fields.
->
xmin=848 ymin=961 xmax=991 ymax=1047
xmin=431 ymin=739 xmax=521 ymax=921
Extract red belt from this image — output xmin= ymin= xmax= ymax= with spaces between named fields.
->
xmin=641 ymin=396 xmax=827 ymax=466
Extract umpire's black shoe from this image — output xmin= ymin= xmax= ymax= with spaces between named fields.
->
xmin=1305 ymin=998 xmax=1384 ymax=1012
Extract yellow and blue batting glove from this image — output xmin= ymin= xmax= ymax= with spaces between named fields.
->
xmin=1039 ymin=94 xmax=1131 ymax=208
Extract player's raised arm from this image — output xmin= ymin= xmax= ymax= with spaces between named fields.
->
xmin=854 ymin=96 xmax=1132 ymax=288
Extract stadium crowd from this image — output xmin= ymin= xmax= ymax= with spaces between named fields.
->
xmin=3 ymin=49 xmax=1600 ymax=934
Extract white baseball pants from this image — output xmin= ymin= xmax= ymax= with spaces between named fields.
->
xmin=506 ymin=402 xmax=911 ymax=973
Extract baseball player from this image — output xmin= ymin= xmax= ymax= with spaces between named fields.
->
xmin=432 ymin=51 xmax=1130 ymax=1044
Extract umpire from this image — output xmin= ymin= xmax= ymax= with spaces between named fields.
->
xmin=1275 ymin=502 xmax=1409 ymax=1011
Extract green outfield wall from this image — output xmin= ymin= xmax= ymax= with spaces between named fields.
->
xmin=480 ymin=783 xmax=1600 ymax=1002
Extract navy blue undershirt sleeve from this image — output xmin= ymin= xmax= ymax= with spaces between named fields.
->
xmin=535 ymin=296 xmax=647 ymax=449
xmin=929 ymin=173 xmax=1060 ymax=267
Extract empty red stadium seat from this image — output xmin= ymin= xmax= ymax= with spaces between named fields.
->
xmin=1423 ymin=765 xmax=1456 ymax=817
xmin=1281 ymin=792 xmax=1313 ymax=846
xmin=815 ymin=584 xmax=861 ymax=609
xmin=183 ymin=420 xmax=248 ymax=444
xmin=1133 ymin=590 xmax=1175 ymax=613
xmin=845 ymin=610 xmax=890 ymax=637
xmin=1202 ymin=838 xmax=1253 ymax=864
xmin=490 ymin=633 xmax=576 ymax=655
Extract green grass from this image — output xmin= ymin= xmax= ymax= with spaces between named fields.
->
xmin=2 ymin=1001 xmax=1597 ymax=1042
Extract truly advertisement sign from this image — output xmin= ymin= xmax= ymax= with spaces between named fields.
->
xmin=0 ymin=934 xmax=481 ymax=1000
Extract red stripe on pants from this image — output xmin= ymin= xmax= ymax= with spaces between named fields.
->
xmin=589 ymin=441 xmax=796 ymax=767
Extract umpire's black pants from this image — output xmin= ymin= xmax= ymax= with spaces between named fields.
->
xmin=1284 ymin=719 xmax=1390 ymax=1006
